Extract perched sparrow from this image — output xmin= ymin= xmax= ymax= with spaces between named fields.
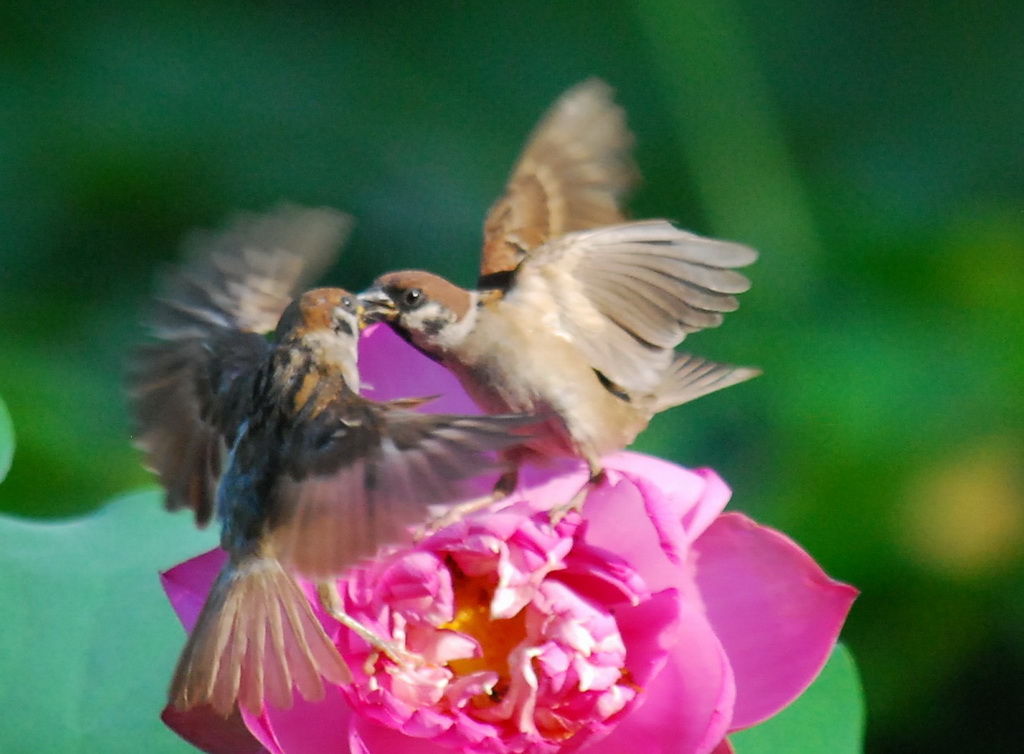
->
xmin=128 ymin=206 xmax=532 ymax=716
xmin=361 ymin=80 xmax=759 ymax=503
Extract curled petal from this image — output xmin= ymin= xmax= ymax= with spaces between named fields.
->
xmin=609 ymin=454 xmax=733 ymax=553
xmin=692 ymin=513 xmax=859 ymax=729
xmin=579 ymin=455 xmax=730 ymax=594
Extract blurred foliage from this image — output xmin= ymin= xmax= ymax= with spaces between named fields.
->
xmin=0 ymin=394 xmax=13 ymax=483
xmin=0 ymin=492 xmax=216 ymax=753
xmin=0 ymin=0 xmax=1021 ymax=751
xmin=731 ymin=644 xmax=864 ymax=754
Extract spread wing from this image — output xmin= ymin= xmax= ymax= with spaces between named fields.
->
xmin=270 ymin=402 xmax=533 ymax=579
xmin=508 ymin=221 xmax=757 ymax=395
xmin=128 ymin=205 xmax=352 ymax=525
xmin=480 ymin=79 xmax=637 ymax=281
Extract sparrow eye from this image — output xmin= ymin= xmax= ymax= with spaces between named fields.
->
xmin=340 ymin=296 xmax=355 ymax=312
xmin=402 ymin=288 xmax=424 ymax=309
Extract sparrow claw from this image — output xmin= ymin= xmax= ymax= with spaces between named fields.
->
xmin=547 ymin=466 xmax=606 ymax=525
xmin=316 ymin=582 xmax=438 ymax=676
xmin=547 ymin=494 xmax=585 ymax=525
xmin=414 ymin=469 xmax=520 ymax=540
xmin=316 ymin=581 xmax=411 ymax=664
xmin=364 ymin=641 xmax=422 ymax=674
xmin=415 ymin=492 xmax=501 ymax=540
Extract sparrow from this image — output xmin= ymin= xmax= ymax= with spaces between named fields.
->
xmin=128 ymin=205 xmax=533 ymax=716
xmin=360 ymin=80 xmax=760 ymax=505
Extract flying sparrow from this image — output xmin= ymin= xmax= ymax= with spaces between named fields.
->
xmin=128 ymin=205 xmax=532 ymax=716
xmin=361 ymin=80 xmax=760 ymax=506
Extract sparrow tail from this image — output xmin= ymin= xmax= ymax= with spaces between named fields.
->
xmin=652 ymin=353 xmax=761 ymax=413
xmin=169 ymin=555 xmax=351 ymax=717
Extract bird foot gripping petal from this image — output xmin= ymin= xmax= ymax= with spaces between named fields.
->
xmin=413 ymin=467 xmax=521 ymax=540
xmin=316 ymin=581 xmax=425 ymax=670
xmin=416 ymin=493 xmax=504 ymax=540
xmin=548 ymin=466 xmax=606 ymax=525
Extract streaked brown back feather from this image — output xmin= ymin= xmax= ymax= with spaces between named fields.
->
xmin=480 ymin=79 xmax=637 ymax=279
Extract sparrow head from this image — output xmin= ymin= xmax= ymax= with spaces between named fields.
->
xmin=275 ymin=287 xmax=364 ymax=342
xmin=360 ymin=271 xmax=476 ymax=355
xmin=273 ymin=287 xmax=364 ymax=387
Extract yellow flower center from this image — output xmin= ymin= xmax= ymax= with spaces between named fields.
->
xmin=440 ymin=559 xmax=527 ymax=703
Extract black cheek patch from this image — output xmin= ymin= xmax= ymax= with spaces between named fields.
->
xmin=422 ymin=317 xmax=445 ymax=337
xmin=334 ymin=319 xmax=354 ymax=337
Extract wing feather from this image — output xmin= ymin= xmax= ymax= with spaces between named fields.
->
xmin=510 ymin=220 xmax=757 ymax=394
xmin=652 ymin=353 xmax=762 ymax=412
xmin=480 ymin=79 xmax=637 ymax=279
xmin=271 ymin=409 xmax=533 ymax=579
xmin=128 ymin=205 xmax=351 ymax=524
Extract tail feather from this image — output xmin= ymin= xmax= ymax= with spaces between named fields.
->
xmin=653 ymin=353 xmax=760 ymax=412
xmin=170 ymin=557 xmax=351 ymax=716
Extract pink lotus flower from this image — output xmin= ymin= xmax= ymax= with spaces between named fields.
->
xmin=160 ymin=326 xmax=857 ymax=754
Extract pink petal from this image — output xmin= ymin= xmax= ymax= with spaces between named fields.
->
xmin=349 ymin=726 xmax=370 ymax=754
xmin=590 ymin=600 xmax=736 ymax=754
xmin=516 ymin=458 xmax=592 ymax=509
xmin=376 ymin=551 xmax=453 ymax=625
xmin=408 ymin=626 xmax=479 ymax=664
xmin=610 ymin=589 xmax=680 ymax=689
xmin=255 ymin=685 xmax=354 ymax=754
xmin=357 ymin=324 xmax=479 ymax=413
xmin=160 ymin=705 xmax=270 ymax=754
xmin=692 ymin=513 xmax=858 ymax=730
xmin=710 ymin=739 xmax=736 ymax=754
xmin=160 ymin=548 xmax=227 ymax=631
xmin=241 ymin=712 xmax=285 ymax=754
xmin=580 ymin=455 xmax=730 ymax=594
xmin=609 ymin=454 xmax=733 ymax=551
xmin=576 ymin=472 xmax=674 ymax=592
xmin=352 ymin=716 xmax=452 ymax=754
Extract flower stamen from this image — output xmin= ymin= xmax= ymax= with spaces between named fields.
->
xmin=441 ymin=560 xmax=528 ymax=705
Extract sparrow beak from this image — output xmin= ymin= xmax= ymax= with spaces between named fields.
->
xmin=359 ymin=286 xmax=398 ymax=323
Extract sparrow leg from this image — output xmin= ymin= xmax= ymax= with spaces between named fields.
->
xmin=549 ymin=459 xmax=606 ymax=524
xmin=315 ymin=581 xmax=420 ymax=672
xmin=415 ymin=467 xmax=520 ymax=539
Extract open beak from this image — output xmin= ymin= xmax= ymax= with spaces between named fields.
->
xmin=359 ymin=286 xmax=398 ymax=324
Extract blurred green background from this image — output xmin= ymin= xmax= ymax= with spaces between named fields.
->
xmin=1 ymin=1 xmax=1021 ymax=750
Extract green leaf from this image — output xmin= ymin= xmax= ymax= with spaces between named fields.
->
xmin=0 ymin=491 xmax=217 ymax=753
xmin=730 ymin=644 xmax=865 ymax=754
xmin=0 ymin=393 xmax=13 ymax=484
